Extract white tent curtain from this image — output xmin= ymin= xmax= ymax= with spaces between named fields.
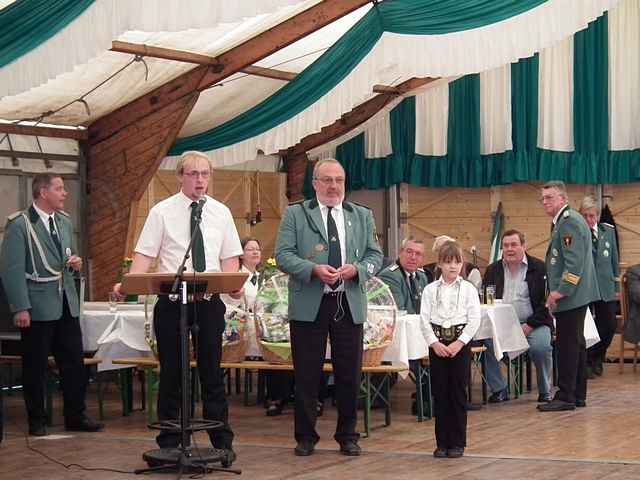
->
xmin=415 ymin=83 xmax=449 ymax=156
xmin=609 ymin=0 xmax=640 ymax=150
xmin=538 ymin=37 xmax=574 ymax=152
xmin=0 ymin=0 xmax=314 ymax=98
xmin=480 ymin=64 xmax=512 ymax=155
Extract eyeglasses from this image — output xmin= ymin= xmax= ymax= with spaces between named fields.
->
xmin=314 ymin=176 xmax=345 ymax=186
xmin=183 ymin=170 xmax=211 ymax=179
xmin=244 ymin=247 xmax=262 ymax=252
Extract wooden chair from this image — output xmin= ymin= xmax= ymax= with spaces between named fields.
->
xmin=617 ymin=274 xmax=640 ymax=373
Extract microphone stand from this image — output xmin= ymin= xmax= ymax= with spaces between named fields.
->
xmin=136 ymin=200 xmax=240 ymax=476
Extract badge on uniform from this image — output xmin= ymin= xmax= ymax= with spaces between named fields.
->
xmin=605 ymin=242 xmax=610 ymax=248
xmin=562 ymin=235 xmax=572 ymax=247
xmin=367 ymin=263 xmax=374 ymax=274
xmin=315 ymin=243 xmax=325 ymax=252
xmin=603 ymin=250 xmax=609 ymax=257
xmin=550 ymin=258 xmax=556 ymax=265
xmin=552 ymin=248 xmax=558 ymax=256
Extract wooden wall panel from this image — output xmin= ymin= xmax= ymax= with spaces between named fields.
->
xmin=407 ymin=186 xmax=492 ymax=268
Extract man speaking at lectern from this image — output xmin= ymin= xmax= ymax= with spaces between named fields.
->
xmin=114 ymin=151 xmax=242 ymax=459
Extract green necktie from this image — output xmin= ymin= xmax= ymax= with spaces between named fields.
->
xmin=190 ymin=201 xmax=206 ymax=272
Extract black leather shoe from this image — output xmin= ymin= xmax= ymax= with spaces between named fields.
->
xmin=433 ymin=447 xmax=447 ymax=458
xmin=586 ymin=365 xmax=596 ymax=380
xmin=488 ymin=389 xmax=509 ymax=403
xmin=593 ymin=361 xmax=603 ymax=377
xmin=29 ymin=424 xmax=48 ymax=437
xmin=465 ymin=402 xmax=482 ymax=411
xmin=222 ymin=448 xmax=236 ymax=464
xmin=537 ymin=394 xmax=553 ymax=403
xmin=575 ymin=399 xmax=587 ymax=408
xmin=266 ymin=401 xmax=284 ymax=417
xmin=447 ymin=447 xmax=465 ymax=458
xmin=294 ymin=440 xmax=316 ymax=456
xmin=537 ymin=399 xmax=575 ymax=412
xmin=339 ymin=440 xmax=361 ymax=456
xmin=65 ymin=417 xmax=104 ymax=432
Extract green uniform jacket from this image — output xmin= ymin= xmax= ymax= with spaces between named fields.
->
xmin=274 ymin=199 xmax=383 ymax=324
xmin=0 ymin=206 xmax=80 ymax=321
xmin=592 ymin=223 xmax=620 ymax=302
xmin=377 ymin=263 xmax=429 ymax=314
xmin=546 ymin=205 xmax=599 ymax=312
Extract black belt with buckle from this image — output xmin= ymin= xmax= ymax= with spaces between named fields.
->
xmin=431 ymin=323 xmax=465 ymax=345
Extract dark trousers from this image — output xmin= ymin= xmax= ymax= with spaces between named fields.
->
xmin=587 ymin=300 xmax=617 ymax=363
xmin=429 ymin=343 xmax=471 ymax=449
xmin=154 ymin=295 xmax=233 ymax=449
xmin=20 ymin=296 xmax=87 ymax=427
xmin=265 ymin=371 xmax=293 ymax=403
xmin=290 ymin=293 xmax=363 ymax=444
xmin=554 ymin=305 xmax=588 ymax=404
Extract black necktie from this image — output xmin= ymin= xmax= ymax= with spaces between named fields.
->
xmin=326 ymin=206 xmax=342 ymax=289
xmin=409 ymin=272 xmax=420 ymax=313
xmin=48 ymin=216 xmax=62 ymax=253
xmin=190 ymin=202 xmax=206 ymax=272
xmin=250 ymin=273 xmax=258 ymax=285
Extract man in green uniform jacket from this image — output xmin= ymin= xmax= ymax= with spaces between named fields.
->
xmin=579 ymin=196 xmax=620 ymax=377
xmin=275 ymin=159 xmax=382 ymax=457
xmin=0 ymin=173 xmax=103 ymax=436
xmin=539 ymin=181 xmax=599 ymax=412
xmin=378 ymin=237 xmax=429 ymax=315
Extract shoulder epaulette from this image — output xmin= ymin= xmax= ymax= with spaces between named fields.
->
xmin=57 ymin=210 xmax=70 ymax=217
xmin=417 ymin=267 xmax=424 ymax=272
xmin=601 ymin=222 xmax=614 ymax=229
xmin=347 ymin=201 xmax=371 ymax=211
xmin=6 ymin=211 xmax=21 ymax=222
xmin=388 ymin=264 xmax=399 ymax=271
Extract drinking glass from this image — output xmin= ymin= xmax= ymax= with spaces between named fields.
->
xmin=108 ymin=292 xmax=118 ymax=314
xmin=486 ymin=285 xmax=496 ymax=305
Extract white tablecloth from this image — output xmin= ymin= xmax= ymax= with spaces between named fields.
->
xmin=81 ymin=303 xmax=151 ymax=371
xmin=80 ymin=302 xmax=262 ymax=370
xmin=383 ymin=303 xmax=530 ymax=377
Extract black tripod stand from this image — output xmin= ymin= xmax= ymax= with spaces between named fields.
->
xmin=135 ymin=201 xmax=240 ymax=477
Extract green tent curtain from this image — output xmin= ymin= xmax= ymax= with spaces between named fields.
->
xmin=170 ymin=0 xmax=548 ymax=155
xmin=333 ymin=12 xmax=640 ymax=192
xmin=0 ymin=0 xmax=95 ymax=68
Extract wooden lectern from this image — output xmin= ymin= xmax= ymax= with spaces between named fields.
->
xmin=121 ymin=272 xmax=248 ymax=296
xmin=122 ymin=271 xmax=248 ymax=472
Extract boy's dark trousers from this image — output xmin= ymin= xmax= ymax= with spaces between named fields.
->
xmin=429 ymin=343 xmax=471 ymax=449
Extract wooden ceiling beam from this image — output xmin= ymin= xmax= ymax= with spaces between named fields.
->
xmin=240 ymin=65 xmax=297 ymax=82
xmin=0 ymin=149 xmax=80 ymax=162
xmin=111 ymin=40 xmax=221 ymax=67
xmin=284 ymin=77 xmax=439 ymax=156
xmin=89 ymin=0 xmax=371 ymax=144
xmin=111 ymin=41 xmax=297 ymax=82
xmin=0 ymin=122 xmax=87 ymax=140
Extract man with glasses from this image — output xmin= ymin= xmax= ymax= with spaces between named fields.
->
xmin=275 ymin=158 xmax=382 ymax=457
xmin=539 ymin=181 xmax=598 ymax=411
xmin=114 ymin=151 xmax=242 ymax=461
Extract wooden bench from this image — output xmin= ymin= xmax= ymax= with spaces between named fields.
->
xmin=112 ymin=357 xmax=406 ymax=437
xmin=0 ymin=355 xmax=104 ymax=423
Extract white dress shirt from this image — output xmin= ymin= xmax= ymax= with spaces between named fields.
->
xmin=135 ymin=191 xmax=242 ymax=273
xmin=318 ymin=200 xmax=346 ymax=292
xmin=419 ymin=276 xmax=481 ymax=346
xmin=33 ymin=203 xmax=58 ymax=235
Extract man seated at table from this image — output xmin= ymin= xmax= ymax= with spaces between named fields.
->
xmin=378 ymin=236 xmax=430 ymax=413
xmin=482 ymin=229 xmax=554 ymax=403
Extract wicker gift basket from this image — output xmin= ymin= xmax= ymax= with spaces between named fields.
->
xmin=362 ymin=277 xmax=397 ymax=367
xmin=221 ymin=305 xmax=250 ymax=362
xmin=254 ymin=273 xmax=292 ymax=364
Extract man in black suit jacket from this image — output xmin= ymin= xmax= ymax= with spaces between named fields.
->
xmin=483 ymin=229 xmax=554 ymax=403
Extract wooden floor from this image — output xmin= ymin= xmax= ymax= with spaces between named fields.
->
xmin=2 ymin=363 xmax=640 ymax=479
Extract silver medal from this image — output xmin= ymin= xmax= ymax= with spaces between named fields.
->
xmin=442 ymin=320 xmax=452 ymax=329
